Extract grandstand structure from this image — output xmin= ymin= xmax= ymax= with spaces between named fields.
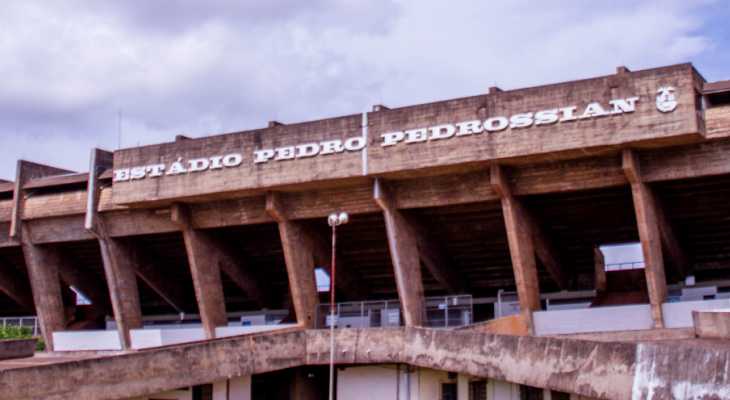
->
xmin=1 ymin=63 xmax=730 ymax=399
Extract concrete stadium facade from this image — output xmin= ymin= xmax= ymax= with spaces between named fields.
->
xmin=1 ymin=63 xmax=730 ymax=399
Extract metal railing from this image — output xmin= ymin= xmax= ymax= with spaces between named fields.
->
xmin=315 ymin=300 xmax=402 ymax=329
xmin=1 ymin=317 xmax=39 ymax=335
xmin=421 ymin=295 xmax=473 ymax=329
xmin=605 ymin=262 xmax=645 ymax=271
xmin=314 ymin=295 xmax=473 ymax=329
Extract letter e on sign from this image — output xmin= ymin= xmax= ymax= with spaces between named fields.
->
xmin=296 ymin=143 xmax=320 ymax=158
xmin=114 ymin=169 xmax=130 ymax=181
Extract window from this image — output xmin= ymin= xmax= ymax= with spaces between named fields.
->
xmin=442 ymin=382 xmax=458 ymax=400
xmin=192 ymin=384 xmax=213 ymax=400
xmin=550 ymin=391 xmax=570 ymax=400
xmin=70 ymin=287 xmax=91 ymax=305
xmin=469 ymin=380 xmax=487 ymax=400
xmin=520 ymin=385 xmax=543 ymax=400
xmin=600 ymin=243 xmax=645 ymax=271
xmin=315 ymin=267 xmax=331 ymax=292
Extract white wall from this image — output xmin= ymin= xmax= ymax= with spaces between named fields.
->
xmin=53 ymin=331 xmax=122 ymax=351
xmin=534 ymin=299 xmax=730 ymax=335
xmin=662 ymin=299 xmax=730 ymax=328
xmin=337 ymin=365 xmax=398 ymax=399
xmin=492 ymin=379 xmax=520 ymax=400
xmin=212 ymin=380 xmax=227 ymax=400
xmin=337 ymin=365 xmax=421 ymax=400
xmin=125 ymin=379 xmax=229 ymax=400
xmin=123 ymin=387 xmax=192 ymax=400
xmin=229 ymin=376 xmax=251 ymax=400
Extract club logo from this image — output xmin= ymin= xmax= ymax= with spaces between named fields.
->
xmin=656 ymin=87 xmax=678 ymax=113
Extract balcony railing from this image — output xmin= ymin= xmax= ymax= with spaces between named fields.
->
xmin=314 ymin=295 xmax=473 ymax=329
xmin=1 ymin=316 xmax=39 ymax=335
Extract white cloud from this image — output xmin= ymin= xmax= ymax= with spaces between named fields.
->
xmin=0 ymin=0 xmax=724 ymax=180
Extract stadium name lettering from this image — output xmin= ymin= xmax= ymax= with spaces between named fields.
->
xmin=380 ymin=96 xmax=640 ymax=147
xmin=113 ymin=135 xmax=366 ymax=182
xmin=114 ymin=94 xmax=667 ymax=182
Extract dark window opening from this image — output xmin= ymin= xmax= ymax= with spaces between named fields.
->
xmin=520 ymin=384 xmax=543 ymax=400
xmin=469 ymin=380 xmax=487 ymax=400
xmin=192 ymin=384 xmax=213 ymax=400
xmin=442 ymin=382 xmax=458 ymax=400
xmin=706 ymin=91 xmax=730 ymax=107
xmin=550 ymin=390 xmax=571 ymax=400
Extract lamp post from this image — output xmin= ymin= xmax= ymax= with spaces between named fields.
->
xmin=327 ymin=212 xmax=348 ymax=400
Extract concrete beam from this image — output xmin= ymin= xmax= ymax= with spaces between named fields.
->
xmin=492 ymin=165 xmax=568 ymax=291
xmin=622 ymin=149 xmax=669 ymax=329
xmin=130 ymin=238 xmax=190 ymax=313
xmin=171 ymin=203 xmax=228 ymax=339
xmin=9 ymin=160 xmax=74 ymax=242
xmin=85 ymin=148 xmax=142 ymax=350
xmin=594 ymin=246 xmax=606 ymax=294
xmin=0 ymin=258 xmax=35 ymax=314
xmin=373 ymin=179 xmax=428 ymax=326
xmin=266 ymin=192 xmax=319 ymax=329
xmin=6 ymin=327 xmax=730 ymax=400
xmin=11 ymin=161 xmax=76 ymax=351
xmin=54 ymin=246 xmax=113 ymax=315
xmin=292 ymin=223 xmax=370 ymax=302
xmin=404 ymin=211 xmax=469 ymax=295
xmin=19 ymin=227 xmax=66 ymax=351
xmin=206 ymin=231 xmax=278 ymax=309
xmin=490 ymin=165 xmax=542 ymax=335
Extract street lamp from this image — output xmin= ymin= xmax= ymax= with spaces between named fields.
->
xmin=327 ymin=212 xmax=348 ymax=400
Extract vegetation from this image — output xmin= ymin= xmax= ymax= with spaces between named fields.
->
xmin=0 ymin=325 xmax=45 ymax=351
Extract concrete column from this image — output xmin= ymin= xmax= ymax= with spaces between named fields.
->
xmin=374 ymin=179 xmax=425 ymax=327
xmin=266 ymin=192 xmax=320 ymax=329
xmin=98 ymin=236 xmax=143 ymax=349
xmin=623 ymin=149 xmax=668 ymax=329
xmin=9 ymin=160 xmax=74 ymax=351
xmin=491 ymin=165 xmax=541 ymax=335
xmin=20 ymin=226 xmax=65 ymax=351
xmin=172 ymin=203 xmax=228 ymax=339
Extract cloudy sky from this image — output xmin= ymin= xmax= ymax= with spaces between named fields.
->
xmin=0 ymin=0 xmax=728 ymax=181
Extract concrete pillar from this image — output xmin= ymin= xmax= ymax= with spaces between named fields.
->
xmin=20 ymin=228 xmax=65 ymax=351
xmin=374 ymin=179 xmax=424 ymax=327
xmin=623 ymin=149 xmax=668 ymax=329
xmin=266 ymin=192 xmax=319 ymax=329
xmin=97 ymin=236 xmax=143 ymax=349
xmin=491 ymin=165 xmax=541 ymax=335
xmin=172 ymin=203 xmax=228 ymax=339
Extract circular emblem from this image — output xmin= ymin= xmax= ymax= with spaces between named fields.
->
xmin=656 ymin=87 xmax=678 ymax=113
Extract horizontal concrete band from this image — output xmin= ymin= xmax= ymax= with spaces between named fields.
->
xmin=1 ymin=327 xmax=728 ymax=400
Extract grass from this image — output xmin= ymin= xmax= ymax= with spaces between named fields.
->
xmin=0 ymin=325 xmax=45 ymax=351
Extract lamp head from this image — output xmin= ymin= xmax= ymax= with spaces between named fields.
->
xmin=328 ymin=212 xmax=350 ymax=227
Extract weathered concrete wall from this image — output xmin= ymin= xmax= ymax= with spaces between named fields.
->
xmin=403 ymin=328 xmax=636 ymax=400
xmin=693 ymin=311 xmax=730 ymax=340
xmin=2 ymin=328 xmax=730 ymax=400
xmin=305 ymin=327 xmax=405 ymax=365
xmin=0 ymin=330 xmax=306 ymax=400
xmin=631 ymin=343 xmax=730 ymax=400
